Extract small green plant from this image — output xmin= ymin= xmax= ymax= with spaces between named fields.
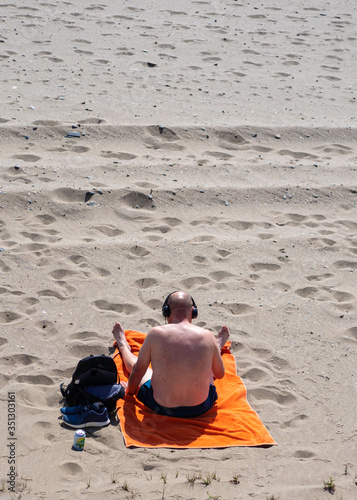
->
xmin=230 ymin=473 xmax=240 ymax=485
xmin=207 ymin=493 xmax=222 ymax=500
xmin=111 ymin=473 xmax=119 ymax=484
xmin=200 ymin=471 xmax=219 ymax=486
xmin=202 ymin=475 xmax=211 ymax=486
xmin=122 ymin=480 xmax=129 ymax=491
xmin=161 ymin=473 xmax=167 ymax=484
xmin=120 ymin=481 xmax=138 ymax=499
xmin=323 ymin=477 xmax=336 ymax=493
xmin=86 ymin=478 xmax=91 ymax=489
xmin=186 ymin=473 xmax=199 ymax=484
xmin=17 ymin=476 xmax=32 ymax=494
xmin=344 ymin=464 xmax=348 ymax=475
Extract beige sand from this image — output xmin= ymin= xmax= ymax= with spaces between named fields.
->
xmin=0 ymin=0 xmax=356 ymax=498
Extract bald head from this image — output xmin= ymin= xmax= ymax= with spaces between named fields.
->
xmin=163 ymin=291 xmax=197 ymax=321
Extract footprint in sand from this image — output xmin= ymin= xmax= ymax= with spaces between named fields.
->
xmin=36 ymin=214 xmax=56 ymax=225
xmin=101 ymin=151 xmax=137 ymax=160
xmin=216 ymin=249 xmax=231 ymax=258
xmin=145 ymin=299 xmax=164 ymax=312
xmin=250 ymin=347 xmax=291 ymax=371
xmin=215 ymin=130 xmax=247 ymax=145
xmin=20 ymin=231 xmax=57 ymax=243
xmin=142 ymin=224 xmax=172 ymax=234
xmin=250 ymin=263 xmax=281 ymax=271
xmin=59 ymin=462 xmax=83 ymax=478
xmin=38 ymin=289 xmax=67 ymax=300
xmin=242 ymin=367 xmax=269 ymax=382
xmin=228 ymin=340 xmax=248 ymax=354
xmin=0 ymin=337 xmax=8 ymax=348
xmin=225 ymin=221 xmax=253 ymax=231
xmin=193 ymin=255 xmax=209 ymax=264
xmin=295 ymin=286 xmax=320 ymax=299
xmin=32 ymin=120 xmax=60 ymax=126
xmin=0 ymin=260 xmax=12 ymax=272
xmin=17 ymin=385 xmax=58 ymax=408
xmin=271 ymin=282 xmax=291 ymax=292
xmin=293 ymin=450 xmax=316 ymax=458
xmin=335 ymin=219 xmax=357 ymax=230
xmin=306 ymin=273 xmax=334 ymax=282
xmin=19 ymin=297 xmax=39 ymax=314
xmin=145 ymin=125 xmax=179 ymax=141
xmin=69 ymin=330 xmax=101 ymax=341
xmin=0 ymin=286 xmax=24 ymax=297
xmin=282 ymin=414 xmax=308 ymax=429
xmin=50 ymin=269 xmax=79 ymax=280
xmin=297 ymin=284 xmax=355 ymax=312
xmin=32 ymin=421 xmax=56 ymax=442
xmin=334 ymin=260 xmax=357 ymax=270
xmin=122 ymin=191 xmax=154 ymax=210
xmin=95 ymin=267 xmax=111 ymax=278
xmin=16 ymin=375 xmax=54 ymax=385
xmin=209 ymin=271 xmax=234 ymax=282
xmin=35 ymin=319 xmax=58 ymax=335
xmin=0 ymin=311 xmax=22 ymax=323
xmin=188 ymin=235 xmax=215 ymax=243
xmin=204 ymin=151 xmax=234 ymax=160
xmin=332 ymin=291 xmax=355 ymax=303
xmin=258 ymin=233 xmax=274 ymax=240
xmin=134 ymin=278 xmax=159 ymax=289
xmin=278 ymin=150 xmax=317 ymax=159
xmin=191 ymin=217 xmax=219 ymax=227
xmin=53 ymin=188 xmax=86 ymax=203
xmin=0 ymin=353 xmax=39 ymax=367
xmin=129 ymin=245 xmax=150 ymax=258
xmin=12 ymin=154 xmax=41 ymax=162
xmin=345 ymin=327 xmax=357 ymax=340
xmin=68 ymin=254 xmax=88 ymax=266
xmin=180 ymin=277 xmax=211 ymax=288
xmin=67 ymin=343 xmax=108 ymax=359
xmin=93 ymin=300 xmax=139 ymax=315
xmin=249 ymin=387 xmax=297 ymax=405
xmin=92 ymin=225 xmax=123 ymax=237
xmin=215 ymin=302 xmax=254 ymax=316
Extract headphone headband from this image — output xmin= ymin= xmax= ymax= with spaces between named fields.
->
xmin=162 ymin=291 xmax=198 ymax=319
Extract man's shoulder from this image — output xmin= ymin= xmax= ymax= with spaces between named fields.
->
xmin=147 ymin=325 xmax=167 ymax=337
xmin=193 ymin=324 xmax=215 ymax=336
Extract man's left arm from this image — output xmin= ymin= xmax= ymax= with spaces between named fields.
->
xmin=211 ymin=337 xmax=225 ymax=380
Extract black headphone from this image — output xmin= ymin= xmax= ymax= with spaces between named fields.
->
xmin=162 ymin=291 xmax=198 ymax=319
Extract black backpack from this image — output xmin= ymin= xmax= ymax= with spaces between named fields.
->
xmin=60 ymin=355 xmax=125 ymax=410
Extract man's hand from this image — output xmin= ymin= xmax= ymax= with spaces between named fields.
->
xmin=120 ymin=380 xmax=134 ymax=396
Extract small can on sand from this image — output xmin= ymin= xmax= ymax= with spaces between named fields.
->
xmin=72 ymin=429 xmax=86 ymax=451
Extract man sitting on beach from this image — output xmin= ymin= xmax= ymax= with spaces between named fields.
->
xmin=113 ymin=291 xmax=230 ymax=418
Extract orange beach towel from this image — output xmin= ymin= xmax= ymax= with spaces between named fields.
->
xmin=114 ymin=330 xmax=276 ymax=448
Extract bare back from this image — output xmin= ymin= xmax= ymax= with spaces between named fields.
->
xmin=146 ymin=322 xmax=223 ymax=407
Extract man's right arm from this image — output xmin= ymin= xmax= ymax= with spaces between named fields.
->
xmin=126 ymin=333 xmax=152 ymax=395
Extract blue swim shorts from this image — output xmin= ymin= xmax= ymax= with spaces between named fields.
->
xmin=136 ymin=380 xmax=218 ymax=418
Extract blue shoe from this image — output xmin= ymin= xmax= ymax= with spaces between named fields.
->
xmin=60 ymin=404 xmax=87 ymax=415
xmin=62 ymin=403 xmax=110 ymax=428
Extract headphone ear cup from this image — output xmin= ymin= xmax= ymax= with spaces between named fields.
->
xmin=162 ymin=304 xmax=170 ymax=318
xmin=192 ymin=306 xmax=198 ymax=319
